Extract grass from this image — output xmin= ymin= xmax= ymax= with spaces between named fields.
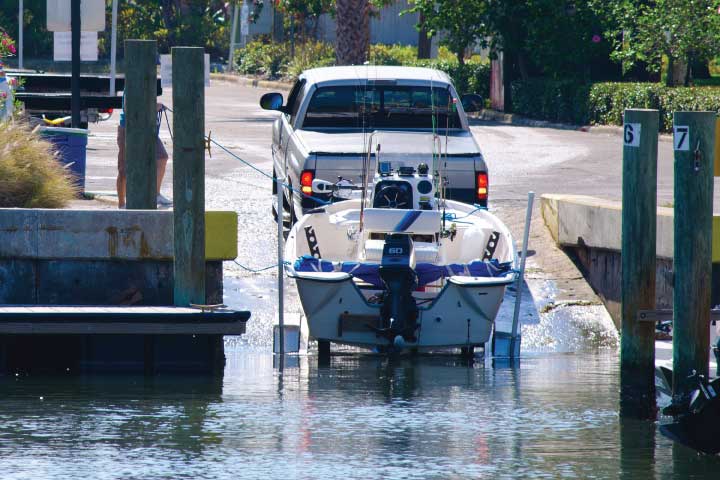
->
xmin=0 ymin=121 xmax=77 ymax=208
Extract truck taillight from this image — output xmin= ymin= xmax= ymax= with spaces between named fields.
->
xmin=100 ymin=108 xmax=113 ymax=114
xmin=300 ymin=170 xmax=314 ymax=195
xmin=476 ymin=172 xmax=488 ymax=202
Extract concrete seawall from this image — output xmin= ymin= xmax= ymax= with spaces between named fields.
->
xmin=0 ymin=209 xmax=237 ymax=305
xmin=0 ymin=208 xmax=239 ymax=373
xmin=541 ymin=194 xmax=720 ymax=328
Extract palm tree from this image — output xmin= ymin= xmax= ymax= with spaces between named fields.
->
xmin=335 ymin=0 xmax=370 ymax=65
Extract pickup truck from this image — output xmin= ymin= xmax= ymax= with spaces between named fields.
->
xmin=8 ymin=71 xmax=162 ymax=128
xmin=259 ymin=66 xmax=487 ymax=224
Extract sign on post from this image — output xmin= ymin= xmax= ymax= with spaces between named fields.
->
xmin=624 ymin=123 xmax=641 ymax=147
xmin=160 ymin=54 xmax=211 ymax=88
xmin=53 ymin=31 xmax=98 ymax=61
xmin=674 ymin=126 xmax=690 ymax=151
xmin=47 ymin=0 xmax=105 ymax=32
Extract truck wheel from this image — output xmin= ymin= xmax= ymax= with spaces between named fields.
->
xmin=285 ymin=183 xmax=298 ymax=226
xmin=272 ymin=170 xmax=280 ymax=221
xmin=272 ymin=170 xmax=292 ymax=224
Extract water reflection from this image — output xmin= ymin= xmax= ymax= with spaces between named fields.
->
xmin=2 ymin=350 xmax=720 ymax=478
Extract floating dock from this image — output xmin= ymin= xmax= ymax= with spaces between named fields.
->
xmin=0 ymin=306 xmax=249 ymax=375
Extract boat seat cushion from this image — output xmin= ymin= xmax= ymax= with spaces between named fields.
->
xmin=293 ymin=255 xmax=511 ymax=288
xmin=363 ymin=209 xmax=441 ymax=234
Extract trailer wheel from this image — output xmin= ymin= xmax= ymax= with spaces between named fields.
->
xmin=318 ymin=340 xmax=330 ymax=365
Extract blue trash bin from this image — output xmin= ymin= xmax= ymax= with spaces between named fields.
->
xmin=39 ymin=126 xmax=89 ymax=191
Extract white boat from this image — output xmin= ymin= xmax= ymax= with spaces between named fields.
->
xmin=283 ymin=136 xmax=518 ymax=352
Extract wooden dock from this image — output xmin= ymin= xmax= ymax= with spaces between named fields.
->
xmin=0 ymin=306 xmax=249 ymax=335
xmin=0 ymin=306 xmax=250 ymax=374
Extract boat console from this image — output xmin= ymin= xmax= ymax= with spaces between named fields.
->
xmin=373 ymin=161 xmax=437 ymax=210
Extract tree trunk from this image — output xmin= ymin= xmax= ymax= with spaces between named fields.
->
xmin=666 ymin=56 xmax=687 ymax=87
xmin=517 ymin=51 xmax=529 ymax=81
xmin=336 ymin=0 xmax=370 ymax=65
xmin=690 ymin=57 xmax=711 ymax=80
xmin=417 ymin=13 xmax=431 ymax=59
xmin=271 ymin=3 xmax=284 ymax=42
xmin=159 ymin=0 xmax=177 ymax=45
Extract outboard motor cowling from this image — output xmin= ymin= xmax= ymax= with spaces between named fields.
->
xmin=378 ymin=234 xmax=418 ymax=345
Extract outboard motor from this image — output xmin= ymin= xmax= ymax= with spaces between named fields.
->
xmin=661 ymin=372 xmax=720 ymax=454
xmin=378 ymin=234 xmax=419 ymax=347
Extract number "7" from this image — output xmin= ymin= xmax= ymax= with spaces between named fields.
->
xmin=674 ymin=126 xmax=689 ymax=151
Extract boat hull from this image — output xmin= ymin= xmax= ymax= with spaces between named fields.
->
xmin=293 ymin=272 xmax=513 ymax=349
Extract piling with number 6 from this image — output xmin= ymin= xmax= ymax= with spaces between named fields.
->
xmin=620 ymin=109 xmax=659 ymax=419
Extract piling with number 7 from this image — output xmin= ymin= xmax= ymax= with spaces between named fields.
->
xmin=672 ymin=111 xmax=715 ymax=406
xmin=620 ymin=109 xmax=659 ymax=419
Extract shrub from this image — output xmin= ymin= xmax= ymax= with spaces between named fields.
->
xmin=512 ymin=80 xmax=720 ymax=131
xmin=284 ymin=41 xmax=335 ymax=79
xmin=234 ymin=40 xmax=491 ymax=97
xmin=0 ymin=122 xmax=77 ymax=208
xmin=369 ymin=44 xmax=418 ymax=65
xmin=510 ymin=79 xmax=590 ymax=124
xmin=235 ymin=39 xmax=289 ymax=79
xmin=409 ymin=59 xmax=490 ymax=98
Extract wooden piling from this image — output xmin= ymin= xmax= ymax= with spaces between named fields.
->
xmin=672 ymin=111 xmax=715 ymax=405
xmin=620 ymin=109 xmax=659 ymax=419
xmin=172 ymin=47 xmax=206 ymax=307
xmin=125 ymin=40 xmax=158 ymax=209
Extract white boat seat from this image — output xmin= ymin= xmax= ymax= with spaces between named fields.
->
xmin=364 ymin=239 xmax=439 ymax=263
xmin=362 ymin=209 xmax=441 ymax=234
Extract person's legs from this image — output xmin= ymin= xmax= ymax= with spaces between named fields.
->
xmin=156 ymin=136 xmax=169 ymax=194
xmin=116 ymin=125 xmax=126 ymax=208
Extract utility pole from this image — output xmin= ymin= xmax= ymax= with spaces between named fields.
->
xmin=110 ymin=0 xmax=119 ymax=95
xmin=71 ymin=0 xmax=81 ymax=127
xmin=18 ymin=0 xmax=23 ymax=70
xmin=228 ymin=2 xmax=239 ymax=72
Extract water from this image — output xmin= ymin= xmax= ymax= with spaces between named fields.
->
xmin=2 ymin=164 xmax=716 ymax=477
xmin=2 ymin=350 xmax=720 ymax=479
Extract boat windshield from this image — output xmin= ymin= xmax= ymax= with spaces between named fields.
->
xmin=303 ymin=85 xmax=462 ymax=129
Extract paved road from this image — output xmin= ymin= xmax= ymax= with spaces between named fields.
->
xmin=87 ymin=80 xmax=686 ymax=207
xmin=86 ymin=80 xmax=278 ymax=196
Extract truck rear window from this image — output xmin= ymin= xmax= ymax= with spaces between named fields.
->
xmin=303 ymin=85 xmax=462 ymax=129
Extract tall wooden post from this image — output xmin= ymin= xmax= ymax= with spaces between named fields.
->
xmin=172 ymin=47 xmax=206 ymax=307
xmin=620 ymin=109 xmax=659 ymax=419
xmin=70 ymin=0 xmax=81 ymax=128
xmin=125 ymin=40 xmax=158 ymax=210
xmin=672 ymin=111 xmax=715 ymax=405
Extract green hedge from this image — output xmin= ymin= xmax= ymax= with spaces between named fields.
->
xmin=235 ymin=40 xmax=490 ymax=98
xmin=510 ymin=79 xmax=590 ymax=125
xmin=512 ymin=80 xmax=720 ymax=131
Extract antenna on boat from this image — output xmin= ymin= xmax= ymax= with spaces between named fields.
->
xmin=441 ymin=87 xmax=453 ymax=234
xmin=360 ymin=132 xmax=378 ymax=233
